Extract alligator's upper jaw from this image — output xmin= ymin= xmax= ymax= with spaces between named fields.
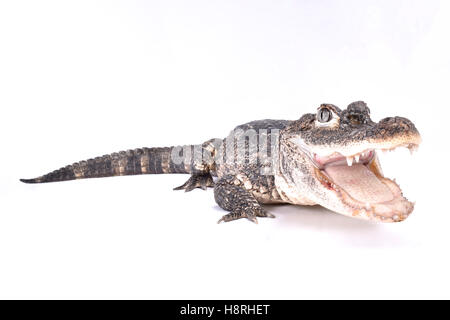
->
xmin=310 ymin=141 xmax=420 ymax=222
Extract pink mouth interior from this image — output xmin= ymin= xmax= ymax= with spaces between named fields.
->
xmin=314 ymin=150 xmax=394 ymax=204
xmin=307 ymin=143 xmax=418 ymax=221
xmin=324 ymin=164 xmax=394 ymax=203
xmin=314 ymin=151 xmax=373 ymax=167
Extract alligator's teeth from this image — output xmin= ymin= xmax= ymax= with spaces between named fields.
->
xmin=346 ymin=157 xmax=353 ymax=166
xmin=408 ymin=145 xmax=417 ymax=155
xmin=355 ymin=154 xmax=360 ymax=163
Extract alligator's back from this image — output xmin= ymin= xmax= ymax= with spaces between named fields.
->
xmin=214 ymin=119 xmax=290 ymax=178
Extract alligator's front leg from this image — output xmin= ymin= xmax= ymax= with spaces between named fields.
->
xmin=214 ymin=175 xmax=275 ymax=224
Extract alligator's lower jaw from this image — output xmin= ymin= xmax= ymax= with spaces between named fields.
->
xmin=314 ymin=155 xmax=414 ymax=222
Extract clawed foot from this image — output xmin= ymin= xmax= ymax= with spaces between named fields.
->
xmin=217 ymin=207 xmax=275 ymax=224
xmin=174 ymin=173 xmax=214 ymax=192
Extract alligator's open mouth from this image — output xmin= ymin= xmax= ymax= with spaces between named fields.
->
xmin=310 ymin=143 xmax=419 ymax=222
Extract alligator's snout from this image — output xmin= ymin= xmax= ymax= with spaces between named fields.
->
xmin=369 ymin=116 xmax=421 ymax=149
xmin=377 ymin=116 xmax=419 ymax=134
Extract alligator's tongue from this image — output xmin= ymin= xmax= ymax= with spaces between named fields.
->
xmin=324 ymin=164 xmax=394 ymax=203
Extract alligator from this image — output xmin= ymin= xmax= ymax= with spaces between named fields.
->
xmin=21 ymin=101 xmax=421 ymax=223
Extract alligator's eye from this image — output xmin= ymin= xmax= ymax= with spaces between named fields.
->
xmin=318 ymin=108 xmax=332 ymax=123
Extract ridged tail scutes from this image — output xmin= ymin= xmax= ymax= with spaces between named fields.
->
xmin=20 ymin=146 xmax=192 ymax=184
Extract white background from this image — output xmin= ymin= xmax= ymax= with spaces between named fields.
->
xmin=0 ymin=0 xmax=449 ymax=299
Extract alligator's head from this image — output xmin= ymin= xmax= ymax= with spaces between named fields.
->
xmin=277 ymin=101 xmax=421 ymax=222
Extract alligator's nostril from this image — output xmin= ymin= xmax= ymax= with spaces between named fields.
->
xmin=378 ymin=117 xmax=418 ymax=136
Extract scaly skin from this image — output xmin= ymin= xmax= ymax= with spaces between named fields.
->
xmin=21 ymin=101 xmax=421 ymax=224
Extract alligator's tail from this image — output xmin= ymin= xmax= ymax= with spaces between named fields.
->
xmin=20 ymin=146 xmax=196 ymax=184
